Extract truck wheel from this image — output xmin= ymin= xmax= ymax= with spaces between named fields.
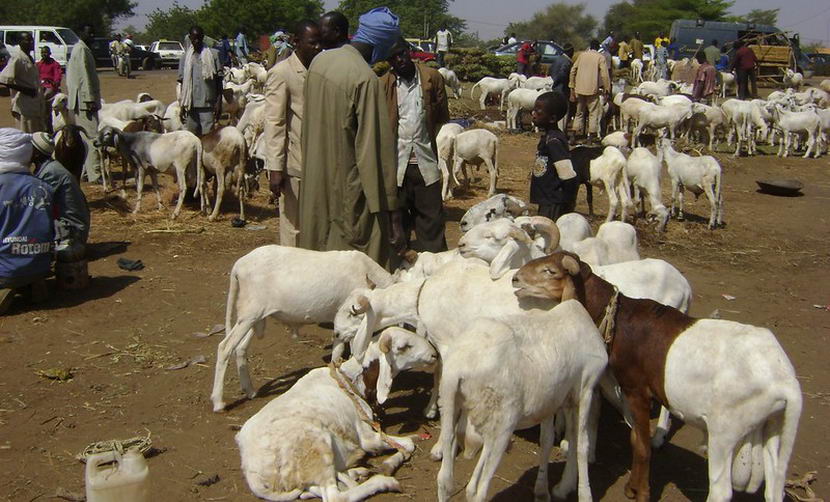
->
xmin=142 ymin=57 xmax=155 ymax=71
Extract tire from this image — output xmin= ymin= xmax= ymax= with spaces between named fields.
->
xmin=142 ymin=57 xmax=155 ymax=71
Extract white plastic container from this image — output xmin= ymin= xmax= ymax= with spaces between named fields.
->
xmin=85 ymin=448 xmax=149 ymax=502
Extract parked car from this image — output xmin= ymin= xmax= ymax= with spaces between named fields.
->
xmin=134 ymin=44 xmax=149 ymax=52
xmin=489 ymin=40 xmax=565 ymax=64
xmin=149 ymin=40 xmax=184 ymax=68
xmin=404 ymin=38 xmax=436 ymax=63
xmin=89 ymin=37 xmax=161 ymax=70
xmin=0 ymin=25 xmax=80 ymax=68
xmin=808 ymin=53 xmax=830 ymax=76
xmin=0 ymin=42 xmax=8 ymax=71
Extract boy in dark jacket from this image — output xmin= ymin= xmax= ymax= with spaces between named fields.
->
xmin=529 ymin=92 xmax=578 ymax=220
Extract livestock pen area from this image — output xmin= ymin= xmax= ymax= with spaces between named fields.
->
xmin=1 ymin=69 xmax=829 ymax=501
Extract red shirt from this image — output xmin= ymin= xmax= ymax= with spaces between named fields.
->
xmin=733 ymin=46 xmax=757 ymax=71
xmin=517 ymin=42 xmax=535 ymax=64
xmin=36 ymin=58 xmax=62 ymax=91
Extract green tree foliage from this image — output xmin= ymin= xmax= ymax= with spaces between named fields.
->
xmin=729 ymin=8 xmax=779 ymax=27
xmin=336 ymin=0 xmax=466 ymax=40
xmin=198 ymin=0 xmax=323 ymax=40
xmin=505 ymin=2 xmax=597 ymax=50
xmin=2 ymin=0 xmax=136 ymax=36
xmin=143 ymin=3 xmax=199 ymax=42
xmin=601 ymin=0 xmax=734 ymax=41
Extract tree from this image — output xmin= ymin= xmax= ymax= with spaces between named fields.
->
xmin=144 ymin=2 xmax=200 ymax=42
xmin=198 ymin=0 xmax=324 ymax=40
xmin=336 ymin=0 xmax=466 ymax=40
xmin=505 ymin=2 xmax=597 ymax=50
xmin=600 ymin=0 xmax=734 ymax=41
xmin=4 ymin=0 xmax=136 ymax=36
xmin=733 ymin=8 xmax=779 ymax=26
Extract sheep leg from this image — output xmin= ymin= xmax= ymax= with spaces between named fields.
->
xmin=704 ymin=182 xmax=718 ymax=230
xmin=147 ymin=171 xmax=162 ymax=212
xmin=484 ymin=156 xmax=497 ymax=197
xmin=533 ymin=417 xmax=556 ymax=502
xmin=235 ymin=319 xmax=263 ymax=400
xmin=705 ymin=426 xmax=742 ymax=502
xmin=451 ymin=157 xmax=464 ymax=192
xmin=424 ymin=361 xmax=442 ymax=420
xmin=170 ymin=167 xmax=186 ymax=219
xmin=133 ymin=166 xmax=145 ymax=214
xmin=436 ymin=379 xmax=460 ymax=502
xmin=624 ymin=393 xmax=653 ymax=502
xmin=479 ymin=93 xmax=487 ymax=110
xmin=603 ymin=179 xmax=618 ymax=223
xmin=651 ymin=406 xmax=673 ymax=448
xmin=466 ymin=430 xmax=512 ymax=502
xmin=586 ymin=183 xmax=594 ymax=216
xmin=804 ymin=131 xmax=816 ymax=159
xmin=323 ymin=475 xmax=401 ymax=502
xmin=210 ymin=167 xmax=225 ymax=221
xmin=438 ymin=158 xmax=451 ymax=201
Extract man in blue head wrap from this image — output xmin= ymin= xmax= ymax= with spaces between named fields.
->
xmin=298 ymin=7 xmax=406 ymax=270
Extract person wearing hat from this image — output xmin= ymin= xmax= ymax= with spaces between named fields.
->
xmin=31 ymin=132 xmax=90 ymax=262
xmin=0 ymin=128 xmax=55 ymax=313
xmin=298 ymin=6 xmax=405 ymax=270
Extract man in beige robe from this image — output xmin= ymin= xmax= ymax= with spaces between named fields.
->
xmin=66 ymin=25 xmax=102 ymax=182
xmin=263 ymin=21 xmax=321 ymax=247
xmin=0 ymin=32 xmax=45 ymax=132
xmin=569 ymin=39 xmax=610 ymax=142
xmin=298 ymin=7 xmax=404 ymax=269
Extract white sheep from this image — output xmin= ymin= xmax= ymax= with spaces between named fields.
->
xmin=469 ymin=76 xmax=517 ymax=110
xmin=626 ymin=147 xmax=670 ymax=231
xmin=100 ymin=99 xmax=165 ymax=122
xmin=211 ymin=245 xmax=394 ymax=412
xmin=601 ymin=131 xmax=630 ymax=149
xmin=458 ymin=193 xmax=528 ymax=232
xmin=618 ymin=94 xmax=653 ymax=133
xmin=437 ymin=67 xmax=462 ymax=99
xmin=50 ymin=93 xmax=74 ymax=132
xmin=451 ymin=128 xmax=499 ymax=197
xmin=571 ymin=221 xmax=640 ymax=266
xmin=586 ymin=146 xmax=632 ymax=222
xmin=783 ymin=68 xmax=803 ymax=90
xmin=631 ymin=102 xmax=693 ymax=147
xmin=435 ymin=123 xmax=464 ymax=200
xmin=237 ymin=328 xmax=437 ymax=501
xmin=506 ymin=88 xmax=544 ymax=131
xmin=555 ymin=213 xmax=593 ymax=252
xmin=634 ymin=79 xmax=677 ymax=98
xmin=721 ymin=99 xmax=762 ymax=156
xmin=630 ymin=58 xmax=644 ymax=83
xmin=659 ymin=139 xmax=723 ymax=229
xmin=770 ymin=104 xmax=821 ymax=159
xmin=522 ymin=75 xmax=553 ymax=91
xmin=161 ymin=101 xmax=184 ymax=132
xmin=435 ymin=303 xmax=607 ymax=502
xmin=689 ymin=102 xmax=727 ymax=151
xmin=198 ymin=126 xmax=250 ymax=221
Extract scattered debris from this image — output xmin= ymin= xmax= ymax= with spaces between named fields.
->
xmin=77 ymin=432 xmax=153 ymax=462
xmin=145 ymin=227 xmax=205 ymax=234
xmin=36 ymin=367 xmax=74 ymax=381
xmin=192 ymin=324 xmax=225 ymax=338
xmin=417 ymin=431 xmax=432 ymax=441
xmin=117 ymin=258 xmax=145 ymax=271
xmin=786 ymin=471 xmax=824 ymax=502
xmin=55 ymin=487 xmax=86 ymax=502
xmin=245 ymin=224 xmax=267 ymax=231
xmin=710 ymin=309 xmax=720 ymax=319
xmin=230 ymin=217 xmax=247 ymax=228
xmin=165 ymin=355 xmax=208 ymax=371
xmin=196 ymin=474 xmax=220 ymax=487
xmin=812 ymin=304 xmax=829 ymax=311
xmin=721 ymin=294 xmax=736 ymax=301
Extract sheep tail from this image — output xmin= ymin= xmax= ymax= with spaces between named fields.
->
xmin=225 ymin=264 xmax=239 ymax=339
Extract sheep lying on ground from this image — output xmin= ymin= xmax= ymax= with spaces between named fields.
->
xmin=572 ymin=221 xmax=640 ymax=266
xmin=458 ymin=194 xmax=528 ymax=232
xmin=556 ymin=213 xmax=593 ymax=252
xmin=237 ymin=328 xmax=437 ymax=501
xmin=211 ymin=246 xmax=394 ymax=412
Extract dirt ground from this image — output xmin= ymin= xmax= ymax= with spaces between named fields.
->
xmin=0 ymin=68 xmax=828 ymax=502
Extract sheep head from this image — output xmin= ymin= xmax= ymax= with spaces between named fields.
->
xmin=513 ymin=252 xmax=583 ymax=303
xmin=373 ymin=327 xmax=438 ymax=404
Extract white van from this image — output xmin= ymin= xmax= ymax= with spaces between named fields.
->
xmin=0 ymin=26 xmax=81 ymax=68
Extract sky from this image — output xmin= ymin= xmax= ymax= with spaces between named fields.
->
xmin=121 ymin=0 xmax=829 ymax=46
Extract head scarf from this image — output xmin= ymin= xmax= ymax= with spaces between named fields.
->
xmin=352 ymin=6 xmax=400 ymax=64
xmin=180 ymin=44 xmax=218 ymax=110
xmin=31 ymin=132 xmax=55 ymax=156
xmin=0 ymin=128 xmax=33 ymax=174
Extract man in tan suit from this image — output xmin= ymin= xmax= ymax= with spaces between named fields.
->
xmin=568 ymin=39 xmax=610 ymax=142
xmin=263 ymin=20 xmax=321 ymax=246
xmin=380 ymin=37 xmax=450 ymax=252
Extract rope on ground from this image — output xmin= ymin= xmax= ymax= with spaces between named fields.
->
xmin=76 ymin=431 xmax=153 ymax=462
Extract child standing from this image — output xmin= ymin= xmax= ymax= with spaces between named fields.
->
xmin=530 ymin=92 xmax=579 ymax=220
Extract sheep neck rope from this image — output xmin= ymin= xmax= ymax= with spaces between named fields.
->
xmin=328 ymin=361 xmax=406 ymax=452
xmin=598 ymin=287 xmax=620 ymax=347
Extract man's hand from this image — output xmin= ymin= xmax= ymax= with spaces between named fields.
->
xmin=389 ymin=210 xmax=406 ymax=253
xmin=268 ymin=171 xmax=284 ymax=200
xmin=179 ymin=105 xmax=187 ymax=122
xmin=213 ymin=101 xmax=222 ymax=121
xmin=569 ymin=89 xmax=577 ymax=102
xmin=86 ymin=101 xmax=101 ymax=113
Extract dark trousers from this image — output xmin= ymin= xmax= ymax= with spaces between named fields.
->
xmin=437 ymin=51 xmax=447 ymax=68
xmin=537 ymin=201 xmax=576 ymax=222
xmin=736 ymin=68 xmax=756 ymax=100
xmin=399 ymin=164 xmax=447 ymax=253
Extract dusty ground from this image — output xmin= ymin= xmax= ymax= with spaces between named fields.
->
xmin=0 ymin=68 xmax=828 ymax=502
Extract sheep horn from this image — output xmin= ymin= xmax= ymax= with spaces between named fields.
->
xmin=402 ymin=249 xmax=419 ymax=265
xmin=365 ymin=275 xmax=376 ymax=290
xmin=507 ymin=226 xmax=533 ymax=245
xmin=504 ymin=197 xmax=528 ymax=217
xmin=523 ymin=216 xmax=561 ymax=254
xmin=350 ymin=295 xmax=371 ymax=315
xmin=378 ymin=331 xmax=392 ymax=353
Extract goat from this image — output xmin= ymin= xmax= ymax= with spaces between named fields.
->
xmin=470 ymin=77 xmax=517 ymax=110
xmin=94 ymin=127 xmax=201 ymax=218
xmin=451 ymin=129 xmax=499 ymax=197
xmin=659 ymin=139 xmax=723 ymax=229
xmin=458 ymin=193 xmax=528 ymax=232
xmin=436 ymin=303 xmax=606 ymax=502
xmin=237 ymin=328 xmax=436 ymax=501
xmin=436 ymin=123 xmax=464 ymax=200
xmin=437 ymin=67 xmax=461 ymax=99
xmin=211 ymin=245 xmax=394 ymax=412
xmin=626 ymin=147 xmax=669 ymax=231
xmin=514 ymin=252 xmax=802 ymax=502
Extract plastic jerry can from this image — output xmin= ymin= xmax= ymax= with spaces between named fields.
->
xmin=85 ymin=448 xmax=149 ymax=502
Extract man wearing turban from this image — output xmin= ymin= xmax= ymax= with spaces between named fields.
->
xmin=298 ymin=7 xmax=405 ymax=269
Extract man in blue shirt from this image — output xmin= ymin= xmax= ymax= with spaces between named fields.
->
xmin=0 ymin=128 xmax=54 ymax=312
xmin=235 ymin=29 xmax=250 ymax=64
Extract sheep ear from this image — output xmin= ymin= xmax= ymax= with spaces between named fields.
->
xmin=378 ymin=331 xmax=392 ymax=354
xmin=561 ymin=255 xmax=581 ymax=276
xmin=350 ymin=303 xmax=376 ymax=364
xmin=365 ymin=275 xmax=376 ymax=290
xmin=376 ymin=352 xmax=394 ymax=404
xmin=489 ymin=239 xmax=521 ymax=280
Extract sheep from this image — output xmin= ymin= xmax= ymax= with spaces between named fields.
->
xmin=689 ymin=102 xmax=727 ymax=150
xmin=100 ymin=99 xmax=165 ymax=122
xmin=626 ymin=147 xmax=670 ymax=231
xmin=816 ymin=108 xmax=830 ymax=154
xmin=161 ymin=101 xmax=184 ymax=132
xmin=722 ymin=99 xmax=769 ymax=155
xmin=136 ymin=92 xmax=154 ymax=103
xmin=457 ymin=216 xmax=559 ymax=279
xmin=469 ymin=76 xmax=517 ymax=110
xmin=458 ymin=193 xmax=529 ymax=232
xmin=617 ymin=94 xmax=654 ymax=133
xmin=53 ymin=125 xmax=87 ymax=181
xmin=634 ymin=79 xmax=677 ymax=98
xmin=783 ymin=68 xmax=803 ymax=90
xmin=451 ymin=129 xmax=499 ymax=197
xmin=437 ymin=67 xmax=461 ymax=99
xmin=601 ymin=131 xmax=630 ymax=149
xmin=555 ymin=213 xmax=593 ymax=252
xmin=199 ymin=126 xmax=250 ymax=221
xmin=720 ymin=71 xmax=736 ymax=97
xmin=392 ymin=249 xmax=461 ymax=283
xmin=506 ymin=88 xmax=544 ymax=131
xmin=50 ymin=93 xmax=74 ymax=132
xmin=237 ymin=327 xmax=437 ymax=502
xmin=571 ymin=221 xmax=640 ymax=267
xmin=631 ymin=102 xmax=693 ymax=147
xmin=630 ymin=58 xmax=644 ymax=83
xmin=435 ymin=303 xmax=607 ymax=502
xmin=243 ymin=62 xmax=268 ymax=88
xmin=659 ymin=139 xmax=723 ymax=229
xmin=96 ymin=115 xmax=165 ymax=192
xmin=522 ymin=75 xmax=553 ymax=91
xmin=514 ymin=252 xmax=802 ymax=502
xmin=820 ymin=79 xmax=830 ymax=94
xmin=211 ymin=245 xmax=394 ymax=412
xmin=435 ymin=123 xmax=464 ymax=200
xmin=769 ymin=104 xmax=821 ymax=159
xmin=222 ymin=79 xmax=257 ymax=120
xmin=94 ymin=127 xmax=201 ymax=218
xmin=573 ymin=146 xmax=632 ymax=222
